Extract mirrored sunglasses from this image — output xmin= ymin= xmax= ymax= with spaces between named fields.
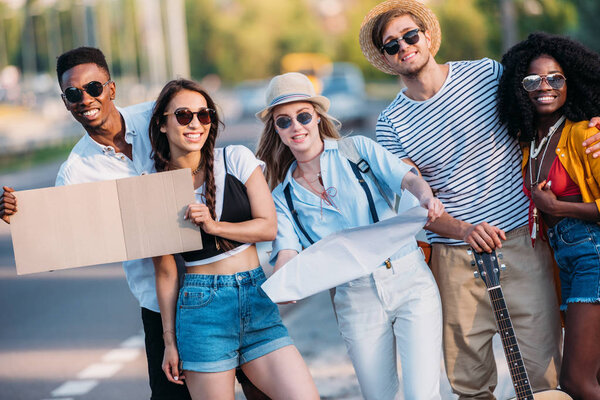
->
xmin=522 ymin=73 xmax=566 ymax=92
xmin=380 ymin=28 xmax=421 ymax=56
xmin=63 ymin=80 xmax=112 ymax=103
xmin=275 ymin=112 xmax=313 ymax=130
xmin=164 ymin=107 xmax=216 ymax=125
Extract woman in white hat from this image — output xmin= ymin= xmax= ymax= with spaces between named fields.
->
xmin=256 ymin=72 xmax=444 ymax=399
xmin=150 ymin=78 xmax=318 ymax=400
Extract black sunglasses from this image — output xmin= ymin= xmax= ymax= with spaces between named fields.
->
xmin=275 ymin=112 xmax=313 ymax=130
xmin=164 ymin=107 xmax=216 ymax=126
xmin=63 ymin=80 xmax=112 ymax=103
xmin=380 ymin=28 xmax=421 ymax=55
xmin=521 ymin=73 xmax=566 ymax=92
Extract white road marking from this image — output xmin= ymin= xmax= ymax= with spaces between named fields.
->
xmin=45 ymin=333 xmax=145 ymax=399
xmin=77 ymin=363 xmax=123 ymax=379
xmin=102 ymin=348 xmax=141 ymax=363
xmin=51 ymin=380 xmax=98 ymax=397
xmin=120 ymin=334 xmax=145 ymax=348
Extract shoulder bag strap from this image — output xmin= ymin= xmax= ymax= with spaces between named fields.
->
xmin=338 ymin=137 xmax=395 ymax=213
xmin=283 ymin=183 xmax=315 ymax=245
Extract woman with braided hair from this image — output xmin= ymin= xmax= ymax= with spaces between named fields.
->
xmin=149 ymin=78 xmax=318 ymax=400
xmin=498 ymin=32 xmax=600 ymax=398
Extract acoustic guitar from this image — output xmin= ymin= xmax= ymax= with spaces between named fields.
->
xmin=469 ymin=249 xmax=571 ymax=400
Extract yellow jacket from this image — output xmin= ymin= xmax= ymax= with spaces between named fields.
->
xmin=521 ymin=119 xmax=600 ymax=212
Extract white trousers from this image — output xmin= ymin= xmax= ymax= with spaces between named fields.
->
xmin=333 ymin=249 xmax=443 ymax=400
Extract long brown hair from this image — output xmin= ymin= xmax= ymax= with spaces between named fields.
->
xmin=149 ymin=78 xmax=235 ymax=251
xmin=256 ymin=102 xmax=341 ymax=189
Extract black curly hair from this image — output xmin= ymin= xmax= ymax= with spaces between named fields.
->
xmin=56 ymin=47 xmax=110 ymax=86
xmin=498 ymin=32 xmax=600 ymax=142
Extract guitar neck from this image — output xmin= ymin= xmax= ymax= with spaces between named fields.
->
xmin=488 ymin=286 xmax=535 ymax=399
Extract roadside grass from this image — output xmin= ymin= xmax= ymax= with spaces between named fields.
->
xmin=0 ymin=139 xmax=79 ymax=175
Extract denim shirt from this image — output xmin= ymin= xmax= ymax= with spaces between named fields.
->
xmin=55 ymin=101 xmax=160 ymax=312
xmin=271 ymin=135 xmax=416 ymax=264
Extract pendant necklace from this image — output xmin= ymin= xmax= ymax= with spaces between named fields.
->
xmin=528 ymin=115 xmax=565 ymax=239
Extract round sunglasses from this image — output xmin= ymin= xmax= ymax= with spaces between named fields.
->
xmin=522 ymin=73 xmax=566 ymax=92
xmin=62 ymin=80 xmax=112 ymax=103
xmin=275 ymin=112 xmax=313 ymax=130
xmin=164 ymin=107 xmax=216 ymax=126
xmin=380 ymin=28 xmax=421 ymax=56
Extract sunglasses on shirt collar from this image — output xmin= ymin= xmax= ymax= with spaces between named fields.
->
xmin=62 ymin=80 xmax=112 ymax=103
xmin=380 ymin=28 xmax=421 ymax=56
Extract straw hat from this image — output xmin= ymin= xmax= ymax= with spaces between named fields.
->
xmin=256 ymin=72 xmax=330 ymax=122
xmin=359 ymin=0 xmax=441 ymax=75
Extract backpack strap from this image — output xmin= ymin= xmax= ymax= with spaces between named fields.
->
xmin=347 ymin=161 xmax=379 ymax=223
xmin=338 ymin=137 xmax=395 ymax=212
xmin=283 ymin=183 xmax=315 ymax=245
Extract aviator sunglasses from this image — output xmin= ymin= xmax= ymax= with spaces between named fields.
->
xmin=380 ymin=28 xmax=421 ymax=56
xmin=275 ymin=112 xmax=313 ymax=130
xmin=164 ymin=107 xmax=216 ymax=126
xmin=62 ymin=80 xmax=112 ymax=103
xmin=522 ymin=73 xmax=566 ymax=92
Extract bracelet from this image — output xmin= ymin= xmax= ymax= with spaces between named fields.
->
xmin=162 ymin=329 xmax=175 ymax=336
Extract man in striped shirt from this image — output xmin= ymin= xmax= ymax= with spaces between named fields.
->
xmin=359 ymin=1 xmax=564 ymax=398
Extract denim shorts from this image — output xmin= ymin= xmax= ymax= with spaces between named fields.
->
xmin=547 ymin=217 xmax=600 ymax=310
xmin=176 ymin=266 xmax=292 ymax=372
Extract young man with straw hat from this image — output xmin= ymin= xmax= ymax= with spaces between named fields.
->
xmin=359 ymin=1 xmax=562 ymax=398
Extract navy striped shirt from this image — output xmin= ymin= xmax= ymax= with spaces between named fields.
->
xmin=376 ymin=58 xmax=528 ymax=245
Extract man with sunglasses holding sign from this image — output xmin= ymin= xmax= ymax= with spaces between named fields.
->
xmin=0 ymin=47 xmax=270 ymax=400
xmin=358 ymin=1 xmax=600 ymax=398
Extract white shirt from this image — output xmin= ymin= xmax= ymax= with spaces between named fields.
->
xmin=55 ymin=101 xmax=160 ymax=312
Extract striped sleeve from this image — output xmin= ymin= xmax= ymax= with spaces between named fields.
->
xmin=376 ymin=113 xmax=409 ymax=159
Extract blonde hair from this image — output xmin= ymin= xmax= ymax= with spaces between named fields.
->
xmin=256 ymin=102 xmax=341 ymax=189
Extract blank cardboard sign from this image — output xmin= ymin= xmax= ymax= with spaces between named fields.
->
xmin=10 ymin=168 xmax=202 ymax=275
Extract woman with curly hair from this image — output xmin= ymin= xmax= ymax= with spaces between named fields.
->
xmin=498 ymin=32 xmax=600 ymax=398
xmin=149 ymin=78 xmax=318 ymax=400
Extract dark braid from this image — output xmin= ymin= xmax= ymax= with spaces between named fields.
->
xmin=150 ymin=78 xmax=235 ymax=251
xmin=498 ymin=32 xmax=600 ymax=142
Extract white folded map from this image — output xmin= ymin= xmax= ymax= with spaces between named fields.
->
xmin=262 ymin=206 xmax=427 ymax=303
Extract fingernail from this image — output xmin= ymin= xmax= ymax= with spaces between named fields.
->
xmin=174 ymin=376 xmax=178 ymax=381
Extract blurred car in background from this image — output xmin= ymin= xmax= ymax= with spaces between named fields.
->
xmin=231 ymin=79 xmax=269 ymax=119
xmin=321 ymin=62 xmax=369 ymax=128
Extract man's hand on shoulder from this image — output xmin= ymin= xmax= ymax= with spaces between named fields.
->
xmin=0 ymin=186 xmax=16 ymax=224
xmin=583 ymin=117 xmax=600 ymax=158
xmin=462 ymin=222 xmax=506 ymax=253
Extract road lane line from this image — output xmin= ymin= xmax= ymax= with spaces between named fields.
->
xmin=119 ymin=334 xmax=145 ymax=348
xmin=77 ymin=363 xmax=123 ymax=379
xmin=45 ymin=333 xmax=146 ymax=398
xmin=51 ymin=380 xmax=98 ymax=397
xmin=102 ymin=348 xmax=141 ymax=363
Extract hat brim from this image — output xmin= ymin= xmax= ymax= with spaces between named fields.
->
xmin=255 ymin=95 xmax=331 ymax=122
xmin=359 ymin=0 xmax=441 ymax=75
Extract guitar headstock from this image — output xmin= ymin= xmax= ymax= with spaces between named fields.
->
xmin=467 ymin=248 xmax=505 ymax=289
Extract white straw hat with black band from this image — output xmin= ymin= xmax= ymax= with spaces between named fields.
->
xmin=256 ymin=72 xmax=330 ymax=122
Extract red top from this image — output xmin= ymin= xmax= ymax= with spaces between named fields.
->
xmin=523 ymin=156 xmax=581 ymax=241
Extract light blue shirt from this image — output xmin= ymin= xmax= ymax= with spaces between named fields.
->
xmin=271 ymin=135 xmax=416 ymax=264
xmin=55 ymin=101 xmax=160 ymax=312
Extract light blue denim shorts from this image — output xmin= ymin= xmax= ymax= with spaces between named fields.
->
xmin=176 ymin=266 xmax=292 ymax=372
xmin=547 ymin=217 xmax=600 ymax=311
